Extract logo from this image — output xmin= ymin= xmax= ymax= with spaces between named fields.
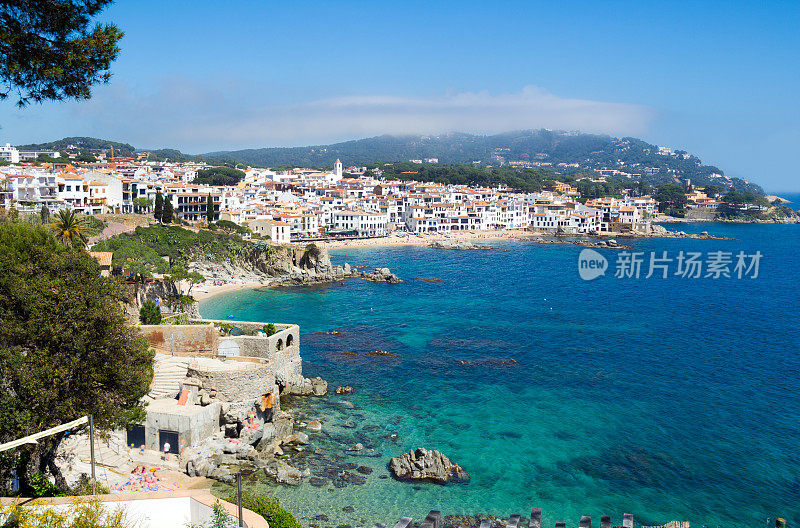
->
xmin=578 ymin=249 xmax=608 ymax=281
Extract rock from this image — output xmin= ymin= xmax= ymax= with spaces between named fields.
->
xmin=336 ymin=386 xmax=354 ymax=395
xmin=348 ymin=443 xmax=364 ymax=452
xmin=356 ymin=466 xmax=373 ymax=475
xmin=307 ymin=420 xmax=323 ymax=432
xmin=282 ymin=432 xmax=310 ymax=446
xmin=343 ymin=263 xmax=351 ymax=274
xmin=311 ymin=377 xmax=328 ymax=396
xmin=239 ymin=424 xmax=264 ymax=446
xmin=429 ymin=240 xmax=493 ymax=251
xmin=389 ymin=448 xmax=470 ymax=484
xmin=275 ymin=460 xmax=303 ymax=485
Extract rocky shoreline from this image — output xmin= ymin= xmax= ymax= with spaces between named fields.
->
xmin=190 ymin=243 xmax=401 ymax=294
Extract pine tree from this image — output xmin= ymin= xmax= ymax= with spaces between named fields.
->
xmin=162 ymin=198 xmax=174 ymax=224
xmin=154 ymin=192 xmax=163 ymax=223
xmin=206 ymin=194 xmax=214 ymax=224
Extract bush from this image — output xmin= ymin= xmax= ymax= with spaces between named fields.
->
xmin=227 ymin=494 xmax=305 ymax=528
xmin=71 ymin=474 xmax=110 ymax=496
xmin=263 ymin=323 xmax=276 ymax=336
xmin=139 ymin=299 xmax=162 ymax=325
xmin=0 ymin=498 xmax=131 ymax=527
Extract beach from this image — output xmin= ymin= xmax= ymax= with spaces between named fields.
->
xmin=192 ymin=281 xmax=268 ymax=302
xmin=316 ymin=228 xmax=532 ymax=249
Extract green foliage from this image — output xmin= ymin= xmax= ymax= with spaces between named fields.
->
xmin=154 ymin=192 xmax=164 ymax=222
xmin=717 ymin=190 xmax=773 ymax=218
xmin=653 ymin=184 xmax=688 ymax=213
xmin=213 ymin=220 xmax=248 ymax=235
xmin=193 ymin=166 xmax=246 ymax=186
xmin=15 ymin=138 xmax=135 ymax=158
xmin=132 ymin=196 xmax=153 ymax=213
xmin=227 ymin=493 xmax=305 ymax=528
xmin=0 ymin=497 xmax=132 ymax=527
xmin=206 ymin=194 xmax=215 ymax=223
xmin=162 ymin=199 xmax=174 ymax=224
xmin=95 ymin=225 xmax=251 ymax=273
xmin=39 ymin=205 xmax=50 ymax=224
xmin=74 ymin=152 xmax=98 ymax=163
xmin=51 ymin=209 xmax=88 ymax=248
xmin=93 ymin=235 xmax=169 ymax=277
xmin=704 ymin=184 xmax=722 ymax=197
xmin=0 ymin=221 xmax=154 ymax=491
xmin=263 ymin=323 xmax=276 ymax=337
xmin=0 ymin=3 xmax=122 ymax=107
xmin=29 ymin=472 xmax=63 ymax=498
xmin=70 ymin=474 xmax=110 ymax=496
xmin=139 ymin=299 xmax=161 ymax=325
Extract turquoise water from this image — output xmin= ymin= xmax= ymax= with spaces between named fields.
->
xmin=202 ymin=222 xmax=800 ymax=528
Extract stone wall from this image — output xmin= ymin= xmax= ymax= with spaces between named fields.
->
xmin=144 ymin=401 xmax=222 ymax=450
xmin=140 ymin=323 xmax=218 ymax=355
xmin=187 ymin=364 xmax=275 ymax=403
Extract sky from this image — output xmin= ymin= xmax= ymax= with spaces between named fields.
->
xmin=3 ymin=0 xmax=799 ymax=192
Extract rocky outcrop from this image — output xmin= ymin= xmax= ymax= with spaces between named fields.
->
xmin=429 ymin=240 xmax=494 ymax=250
xmin=286 ymin=376 xmax=328 ymax=396
xmin=360 ymin=267 xmax=402 ymax=283
xmin=248 ymin=243 xmax=401 ymax=285
xmin=389 ymin=448 xmax=470 ymax=484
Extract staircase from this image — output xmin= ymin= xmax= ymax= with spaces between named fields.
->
xmin=149 ymin=354 xmax=190 ymax=399
xmin=60 ymin=432 xmax=131 ymax=469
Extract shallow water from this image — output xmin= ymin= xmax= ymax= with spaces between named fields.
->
xmin=202 ymin=223 xmax=800 ymax=528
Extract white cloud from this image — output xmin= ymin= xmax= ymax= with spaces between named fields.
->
xmin=4 ymin=79 xmax=655 ymax=152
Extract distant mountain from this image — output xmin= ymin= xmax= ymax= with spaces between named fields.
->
xmin=205 ymin=130 xmax=761 ymax=192
xmin=16 ymin=130 xmax=762 ymax=193
xmin=16 ymin=136 xmax=136 ymax=157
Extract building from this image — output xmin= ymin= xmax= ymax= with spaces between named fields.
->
xmin=0 ymin=143 xmax=20 ymax=163
xmin=248 ymin=219 xmax=291 ymax=243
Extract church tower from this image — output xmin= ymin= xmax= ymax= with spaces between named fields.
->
xmin=334 ymin=158 xmax=343 ymax=180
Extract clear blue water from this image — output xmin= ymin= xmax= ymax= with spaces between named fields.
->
xmin=202 ymin=222 xmax=800 ymax=528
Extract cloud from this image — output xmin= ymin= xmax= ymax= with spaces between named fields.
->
xmin=5 ymin=79 xmax=655 ymax=152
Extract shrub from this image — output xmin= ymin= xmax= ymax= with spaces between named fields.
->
xmin=263 ymin=323 xmax=276 ymax=336
xmin=0 ymin=498 xmax=131 ymax=527
xmin=71 ymin=474 xmax=110 ymax=496
xmin=139 ymin=299 xmax=162 ymax=325
xmin=226 ymin=494 xmax=305 ymax=528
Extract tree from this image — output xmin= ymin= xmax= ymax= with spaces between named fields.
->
xmin=205 ymin=194 xmax=214 ymax=223
xmin=192 ymin=166 xmax=246 ymax=186
xmin=166 ymin=266 xmax=205 ymax=296
xmin=154 ymin=192 xmax=163 ymax=223
xmin=51 ymin=209 xmax=88 ymax=248
xmin=0 ymin=221 xmax=153 ymax=492
xmin=653 ymin=184 xmax=688 ymax=213
xmin=139 ymin=299 xmax=161 ymax=325
xmin=39 ymin=205 xmax=49 ymax=224
xmin=132 ymin=196 xmax=153 ymax=213
xmin=0 ymin=1 xmax=123 ymax=107
xmin=704 ymin=184 xmax=722 ymax=197
xmin=75 ymin=152 xmax=97 ymax=163
xmin=162 ymin=198 xmax=174 ymax=223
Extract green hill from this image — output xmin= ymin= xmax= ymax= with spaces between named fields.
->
xmin=16 ymin=136 xmax=136 ymax=156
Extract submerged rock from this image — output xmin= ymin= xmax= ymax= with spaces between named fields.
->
xmin=389 ymin=448 xmax=470 ymax=484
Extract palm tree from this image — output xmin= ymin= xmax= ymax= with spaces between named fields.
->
xmin=51 ymin=209 xmax=88 ymax=248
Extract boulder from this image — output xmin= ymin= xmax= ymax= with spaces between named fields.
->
xmin=389 ymin=448 xmax=470 ymax=484
xmin=307 ymin=420 xmax=323 ymax=432
xmin=282 ymin=432 xmax=310 ymax=446
xmin=310 ymin=377 xmax=328 ymax=396
xmin=336 ymin=386 xmax=354 ymax=395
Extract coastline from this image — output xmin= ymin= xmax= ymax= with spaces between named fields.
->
xmin=193 ymin=281 xmax=268 ymax=302
xmin=315 ymin=229 xmax=535 ymax=250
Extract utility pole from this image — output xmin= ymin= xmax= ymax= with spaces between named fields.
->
xmin=237 ymin=472 xmax=243 ymax=527
xmin=89 ymin=414 xmax=96 ymax=495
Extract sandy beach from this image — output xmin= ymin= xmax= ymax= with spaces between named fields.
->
xmin=317 ymin=228 xmax=532 ymax=250
xmin=192 ymin=281 xmax=269 ymax=302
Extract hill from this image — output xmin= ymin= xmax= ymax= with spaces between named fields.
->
xmin=16 ymin=136 xmax=136 ymax=156
xmin=205 ymin=130 xmax=761 ymax=192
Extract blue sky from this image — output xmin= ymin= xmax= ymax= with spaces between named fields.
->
xmin=3 ymin=0 xmax=799 ymax=191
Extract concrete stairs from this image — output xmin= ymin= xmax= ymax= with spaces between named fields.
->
xmin=149 ymin=354 xmax=190 ymax=399
xmin=60 ymin=431 xmax=131 ymax=469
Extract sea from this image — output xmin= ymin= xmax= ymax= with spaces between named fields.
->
xmin=200 ymin=209 xmax=800 ymax=528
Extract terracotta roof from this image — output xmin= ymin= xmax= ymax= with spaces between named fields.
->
xmin=89 ymin=251 xmax=113 ymax=267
